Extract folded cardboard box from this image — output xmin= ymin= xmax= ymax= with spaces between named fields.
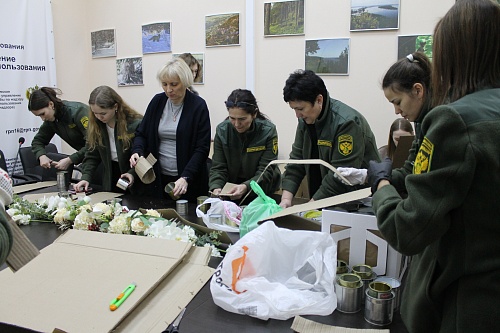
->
xmin=0 ymin=229 xmax=213 ymax=333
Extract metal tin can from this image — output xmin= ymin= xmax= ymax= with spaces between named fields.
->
xmin=352 ymin=264 xmax=373 ymax=279
xmin=116 ymin=177 xmax=130 ymax=191
xmin=374 ymin=277 xmax=401 ymax=312
xmin=367 ymin=281 xmax=393 ymax=299
xmin=197 ymin=196 xmax=210 ymax=213
xmin=364 ymin=288 xmax=395 ymax=326
xmin=209 ymin=214 xmax=223 ymax=225
xmin=164 ymin=182 xmax=180 ymax=200
xmin=336 ymin=279 xmax=363 ymax=313
xmin=336 ymin=260 xmax=349 ymax=274
xmin=176 ymin=199 xmax=188 ymax=215
xmin=337 ymin=273 xmax=361 ymax=288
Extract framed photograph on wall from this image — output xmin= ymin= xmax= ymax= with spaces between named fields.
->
xmin=264 ymin=0 xmax=304 ymax=37
xmin=305 ymin=38 xmax=350 ymax=75
xmin=91 ymin=29 xmax=116 ymax=58
xmin=173 ymin=53 xmax=205 ymax=84
xmin=350 ymin=0 xmax=400 ymax=31
xmin=398 ymin=34 xmax=433 ymax=60
xmin=205 ymin=13 xmax=240 ymax=47
xmin=142 ymin=22 xmax=171 ymax=54
xmin=116 ymin=57 xmax=143 ymax=86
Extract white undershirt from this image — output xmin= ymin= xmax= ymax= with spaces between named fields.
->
xmin=106 ymin=124 xmax=118 ymax=162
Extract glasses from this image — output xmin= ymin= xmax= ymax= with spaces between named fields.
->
xmin=224 ymin=101 xmax=257 ymax=108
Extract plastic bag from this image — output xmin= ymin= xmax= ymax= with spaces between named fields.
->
xmin=239 ymin=180 xmax=282 ymax=237
xmin=210 ymin=221 xmax=337 ymax=320
xmin=196 ymin=197 xmax=242 ymax=233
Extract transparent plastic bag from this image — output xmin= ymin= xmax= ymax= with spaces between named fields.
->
xmin=196 ymin=197 xmax=241 ymax=233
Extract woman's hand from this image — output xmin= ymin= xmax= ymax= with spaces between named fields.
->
xmin=120 ymin=173 xmax=134 ymax=186
xmin=173 ymin=177 xmax=188 ymax=197
xmin=73 ymin=180 xmax=90 ymax=193
xmin=210 ymin=188 xmax=222 ymax=197
xmin=39 ymin=155 xmax=51 ymax=169
xmin=279 ymin=190 xmax=294 ymax=209
xmin=129 ymin=153 xmax=140 ymax=168
xmin=226 ymin=184 xmax=247 ymax=200
xmin=52 ymin=157 xmax=72 ymax=170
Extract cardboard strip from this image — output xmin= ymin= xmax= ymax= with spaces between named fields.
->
xmin=291 ymin=316 xmax=389 ymax=333
xmin=13 ymin=181 xmax=57 ymax=194
xmin=261 ymin=188 xmax=371 ymax=222
xmin=5 ymin=214 xmax=40 ymax=271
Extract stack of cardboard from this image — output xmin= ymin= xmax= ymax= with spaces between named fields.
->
xmin=0 ymin=229 xmax=213 ymax=333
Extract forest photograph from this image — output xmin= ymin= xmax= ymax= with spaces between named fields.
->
xmin=305 ymin=38 xmax=350 ymax=75
xmin=350 ymin=0 xmax=399 ymax=31
xmin=116 ymin=57 xmax=143 ymax=86
xmin=91 ymin=29 xmax=116 ymax=58
xmin=205 ymin=13 xmax=239 ymax=47
xmin=264 ymin=0 xmax=304 ymax=36
xmin=397 ymin=35 xmax=433 ymax=61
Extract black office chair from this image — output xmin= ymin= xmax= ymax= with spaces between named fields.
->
xmin=0 ymin=149 xmax=38 ymax=185
xmin=19 ymin=143 xmax=59 ymax=181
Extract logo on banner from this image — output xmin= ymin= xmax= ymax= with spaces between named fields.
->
xmin=414 ymin=137 xmax=434 ymax=174
xmin=338 ymin=134 xmax=353 ymax=156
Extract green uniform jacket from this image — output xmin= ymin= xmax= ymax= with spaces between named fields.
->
xmin=81 ymin=118 xmax=142 ymax=193
xmin=282 ymin=94 xmax=380 ymax=200
xmin=209 ymin=118 xmax=281 ymax=197
xmin=391 ymin=101 xmax=431 ymax=195
xmin=373 ymin=88 xmax=500 ymax=333
xmin=31 ymin=101 xmax=89 ymax=164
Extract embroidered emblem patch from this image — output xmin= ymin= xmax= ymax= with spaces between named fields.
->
xmin=68 ymin=124 xmax=76 ymax=128
xmin=338 ymin=134 xmax=353 ymax=156
xmin=317 ymin=140 xmax=332 ymax=147
xmin=272 ymin=138 xmax=278 ymax=155
xmin=81 ymin=116 xmax=89 ymax=129
xmin=247 ymin=146 xmax=265 ymax=153
xmin=414 ymin=137 xmax=433 ymax=174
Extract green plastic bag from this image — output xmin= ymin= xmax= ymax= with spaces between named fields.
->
xmin=239 ymin=180 xmax=283 ymax=237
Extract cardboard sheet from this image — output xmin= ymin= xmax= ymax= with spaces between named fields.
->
xmin=21 ymin=191 xmax=122 ymax=204
xmin=392 ymin=135 xmax=414 ymax=169
xmin=0 ymin=230 xmax=193 ymax=333
xmin=261 ymin=188 xmax=371 ymax=228
xmin=13 ymin=181 xmax=57 ymax=194
xmin=113 ymin=246 xmax=214 ymax=332
xmin=291 ymin=316 xmax=389 ymax=333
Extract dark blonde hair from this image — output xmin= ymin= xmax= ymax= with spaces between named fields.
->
xmin=432 ymin=0 xmax=500 ymax=106
xmin=87 ymin=86 xmax=142 ymax=150
xmin=178 ymin=53 xmax=202 ymax=82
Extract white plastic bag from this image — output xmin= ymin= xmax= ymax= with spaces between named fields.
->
xmin=196 ymin=197 xmax=242 ymax=233
xmin=210 ymin=221 xmax=337 ymax=320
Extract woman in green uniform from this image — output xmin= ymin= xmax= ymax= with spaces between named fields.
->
xmin=73 ymin=86 xmax=143 ymax=193
xmin=209 ymin=89 xmax=281 ymax=204
xmin=367 ymin=1 xmax=500 ymax=331
xmin=28 ymin=87 xmax=88 ymax=170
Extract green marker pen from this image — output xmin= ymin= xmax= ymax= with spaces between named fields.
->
xmin=109 ymin=283 xmax=136 ymax=311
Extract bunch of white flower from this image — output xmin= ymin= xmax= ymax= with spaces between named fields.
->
xmin=145 ymin=219 xmax=193 ymax=242
xmin=108 ymin=214 xmax=131 ymax=234
xmin=73 ymin=211 xmax=95 ymax=230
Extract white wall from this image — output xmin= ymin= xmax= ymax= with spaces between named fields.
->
xmin=51 ymin=0 xmax=454 ymax=159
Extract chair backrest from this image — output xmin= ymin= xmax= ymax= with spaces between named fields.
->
xmin=0 ymin=150 xmax=8 ymax=172
xmin=19 ymin=144 xmax=71 ymax=181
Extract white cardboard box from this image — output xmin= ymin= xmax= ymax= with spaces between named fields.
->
xmin=322 ymin=209 xmax=403 ymax=278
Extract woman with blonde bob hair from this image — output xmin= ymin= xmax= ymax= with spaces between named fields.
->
xmin=74 ymin=85 xmax=143 ymax=193
xmin=130 ymin=58 xmax=210 ymax=202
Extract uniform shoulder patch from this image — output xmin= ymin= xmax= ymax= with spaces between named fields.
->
xmin=414 ymin=137 xmax=433 ymax=174
xmin=81 ymin=116 xmax=89 ymax=129
xmin=338 ymin=134 xmax=353 ymax=156
xmin=272 ymin=138 xmax=278 ymax=155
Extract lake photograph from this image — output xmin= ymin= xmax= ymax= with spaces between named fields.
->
xmin=305 ymin=38 xmax=350 ymax=75
xmin=350 ymin=0 xmax=399 ymax=31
